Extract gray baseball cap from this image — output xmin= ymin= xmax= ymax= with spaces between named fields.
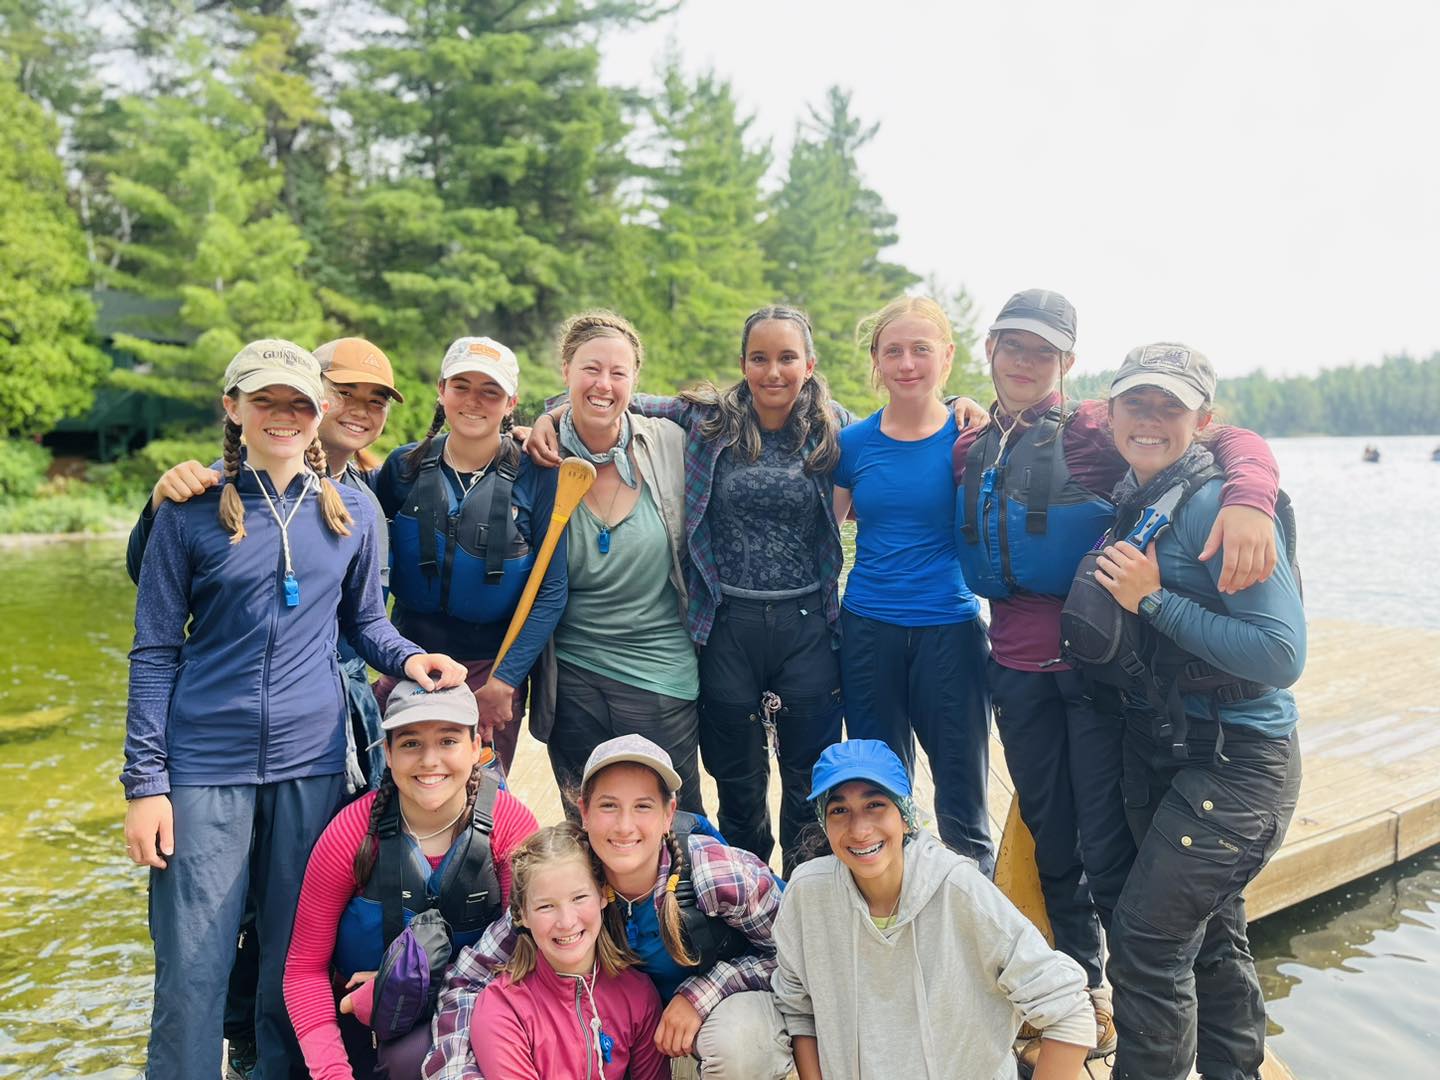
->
xmin=1110 ymin=343 xmax=1217 ymax=411
xmin=988 ymin=289 xmax=1078 ymax=352
xmin=581 ymin=733 xmax=683 ymax=795
xmin=222 ymin=339 xmax=327 ymax=413
xmin=379 ymin=679 xmax=479 ymax=733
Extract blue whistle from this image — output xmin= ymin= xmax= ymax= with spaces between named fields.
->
xmin=599 ymin=1031 xmax=614 ymax=1064
xmin=283 ymin=573 xmax=300 ymax=608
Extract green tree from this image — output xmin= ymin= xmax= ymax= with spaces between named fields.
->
xmin=0 ymin=65 xmax=106 ymax=435
xmin=335 ymin=0 xmax=668 ymax=378
xmin=763 ymin=87 xmax=917 ymax=409
xmin=83 ymin=37 xmax=330 ymax=405
xmin=0 ymin=0 xmax=99 ymax=114
xmin=635 ymin=63 xmax=772 ymax=385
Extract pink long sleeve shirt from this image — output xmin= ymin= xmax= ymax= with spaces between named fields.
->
xmin=470 ymin=955 xmax=667 ymax=1080
xmin=285 ymin=787 xmax=539 ymax=1080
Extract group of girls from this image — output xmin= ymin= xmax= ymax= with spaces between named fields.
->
xmin=122 ymin=287 xmax=1303 ymax=1080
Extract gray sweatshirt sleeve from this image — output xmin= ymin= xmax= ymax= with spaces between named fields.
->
xmin=769 ymin=886 xmax=818 ymax=1040
xmin=974 ymin=876 xmax=1096 ymax=1049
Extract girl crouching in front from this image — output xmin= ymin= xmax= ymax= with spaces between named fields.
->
xmin=471 ymin=823 xmax=668 ymax=1080
xmin=772 ymin=740 xmax=1096 ymax=1080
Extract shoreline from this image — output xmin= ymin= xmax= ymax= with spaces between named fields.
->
xmin=0 ymin=529 xmax=130 ymax=547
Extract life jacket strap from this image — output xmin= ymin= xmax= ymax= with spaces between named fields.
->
xmin=483 ymin=439 xmax=520 ymax=585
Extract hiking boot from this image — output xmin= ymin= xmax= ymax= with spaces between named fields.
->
xmin=1089 ymin=985 xmax=1117 ymax=1059
xmin=225 ymin=1035 xmax=258 ymax=1080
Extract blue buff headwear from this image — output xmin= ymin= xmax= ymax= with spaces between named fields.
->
xmin=809 ymin=739 xmax=921 ymax=835
xmin=558 ymin=409 xmax=637 ymax=489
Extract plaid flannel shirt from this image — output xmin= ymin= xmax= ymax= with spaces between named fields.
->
xmin=629 ymin=393 xmax=853 ymax=645
xmin=421 ymin=834 xmax=782 ymax=1080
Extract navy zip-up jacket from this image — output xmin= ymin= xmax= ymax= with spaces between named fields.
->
xmin=122 ymin=466 xmax=420 ymax=799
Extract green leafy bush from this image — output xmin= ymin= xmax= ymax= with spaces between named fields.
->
xmin=86 ymin=431 xmax=222 ymax=504
xmin=0 ymin=441 xmax=53 ymax=499
xmin=0 ymin=490 xmax=128 ymax=534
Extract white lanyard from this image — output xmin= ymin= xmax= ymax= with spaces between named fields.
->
xmin=247 ymin=465 xmax=312 ymax=607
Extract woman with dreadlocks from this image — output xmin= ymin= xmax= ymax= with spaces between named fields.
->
xmin=285 ymin=681 xmax=539 ymax=1080
xmin=373 ymin=336 xmax=568 ymax=773
xmin=121 ymin=341 xmax=465 ymax=1080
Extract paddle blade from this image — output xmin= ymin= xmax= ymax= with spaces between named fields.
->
xmin=993 ymin=796 xmax=1055 ymax=946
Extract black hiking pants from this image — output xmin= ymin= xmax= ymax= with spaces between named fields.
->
xmin=698 ymin=592 xmax=843 ymax=872
xmin=990 ymin=662 xmax=1133 ymax=986
xmin=1109 ymin=716 xmax=1301 ymax=1080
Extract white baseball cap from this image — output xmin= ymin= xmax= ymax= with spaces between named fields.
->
xmin=439 ymin=337 xmax=519 ymax=397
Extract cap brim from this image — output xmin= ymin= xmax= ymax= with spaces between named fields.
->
xmin=988 ymin=317 xmax=1075 ymax=352
xmin=441 ymin=361 xmax=518 ymax=398
xmin=582 ymin=753 xmax=683 ymax=795
xmin=231 ymin=371 xmax=327 ymax=412
xmin=324 ymin=367 xmax=405 ymax=402
xmin=1109 ymin=372 xmax=1207 ymax=410
xmin=378 ymin=714 xmax=478 ymax=731
xmin=807 ymin=766 xmax=911 ymax=803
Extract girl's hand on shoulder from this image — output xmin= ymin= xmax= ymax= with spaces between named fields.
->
xmin=1093 ymin=541 xmax=1161 ymax=614
xmin=124 ymin=794 xmax=174 ymax=869
xmin=525 ymin=410 xmax=566 ymax=468
xmin=653 ymin=995 xmax=702 ymax=1057
xmin=150 ymin=460 xmax=220 ymax=511
xmin=1200 ymin=504 xmax=1278 ymax=594
xmin=404 ymin=653 xmax=468 ymax=690
xmin=952 ymin=396 xmax=990 ymax=431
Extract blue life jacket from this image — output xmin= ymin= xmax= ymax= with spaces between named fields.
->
xmin=333 ymin=774 xmax=503 ymax=978
xmin=388 ymin=435 xmax=534 ymax=625
xmin=955 ymin=405 xmax=1115 ymax=600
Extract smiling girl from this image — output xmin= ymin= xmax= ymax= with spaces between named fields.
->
xmin=284 ymin=681 xmax=538 ymax=1080
xmin=425 ymin=734 xmax=792 ymax=1080
xmin=1071 ymin=345 xmax=1304 ymax=1080
xmin=469 ymin=823 xmax=668 ymax=1080
xmin=122 ymin=341 xmax=465 ymax=1079
xmin=831 ymin=296 xmax=994 ymax=871
xmin=374 ymin=337 xmax=567 ymax=774
xmin=772 ymin=739 xmax=1095 ymax=1080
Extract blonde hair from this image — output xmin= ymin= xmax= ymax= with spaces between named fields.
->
xmin=577 ymin=764 xmax=700 ymax=969
xmin=506 ymin=823 xmax=635 ymax=982
xmin=218 ymin=395 xmax=353 ymax=544
xmin=856 ymin=296 xmax=955 ymax=392
xmin=556 ymin=310 xmax=645 ymax=372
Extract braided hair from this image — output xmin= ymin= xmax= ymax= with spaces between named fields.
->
xmin=218 ymin=417 xmax=247 ymax=543
xmin=304 ymin=438 xmax=354 ymax=536
xmin=404 ymin=399 xmax=449 ymax=473
xmin=352 ymin=758 xmax=485 ymax=888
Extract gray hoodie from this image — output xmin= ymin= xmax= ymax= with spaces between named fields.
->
xmin=771 ymin=831 xmax=1095 ymax=1079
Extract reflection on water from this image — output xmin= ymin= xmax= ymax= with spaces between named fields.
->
xmin=1250 ymin=849 xmax=1440 ymax=1077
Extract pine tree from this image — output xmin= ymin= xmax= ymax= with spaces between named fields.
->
xmin=763 ymin=87 xmax=917 ymax=410
xmin=82 ymin=37 xmax=330 ymax=405
xmin=638 ymin=63 xmax=772 ymax=386
xmin=0 ymin=64 xmax=107 ymax=434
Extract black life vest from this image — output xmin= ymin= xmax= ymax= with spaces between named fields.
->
xmin=333 ymin=773 xmax=503 ymax=978
xmin=955 ymin=405 xmax=1115 ymax=599
xmin=1060 ymin=464 xmax=1300 ymax=757
xmin=388 ymin=435 xmax=534 ymax=625
xmin=670 ymin=812 xmax=753 ymax=972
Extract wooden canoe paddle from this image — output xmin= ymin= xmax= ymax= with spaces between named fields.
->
xmin=491 ymin=457 xmax=596 ymax=670
xmin=993 ymin=796 xmax=1055 ymax=946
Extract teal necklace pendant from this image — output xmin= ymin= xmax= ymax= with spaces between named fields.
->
xmin=597 ymin=526 xmax=611 ymax=555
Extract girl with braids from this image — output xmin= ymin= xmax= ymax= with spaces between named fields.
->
xmin=121 ymin=340 xmax=466 ymax=1080
xmin=373 ymin=336 xmax=568 ymax=775
xmin=520 ymin=311 xmax=706 ymax=816
xmin=424 ymin=735 xmax=793 ymax=1080
xmin=469 ymin=823 xmax=667 ymax=1080
xmin=284 ymin=681 xmax=538 ymax=1080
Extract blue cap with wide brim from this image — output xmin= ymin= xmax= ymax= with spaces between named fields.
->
xmin=807 ymin=739 xmax=913 ymax=802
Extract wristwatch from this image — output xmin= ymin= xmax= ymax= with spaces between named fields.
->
xmin=1138 ymin=590 xmax=1164 ymax=623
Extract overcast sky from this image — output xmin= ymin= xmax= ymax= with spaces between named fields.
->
xmin=602 ymin=0 xmax=1439 ymax=377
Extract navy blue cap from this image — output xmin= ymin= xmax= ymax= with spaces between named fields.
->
xmin=807 ymin=739 xmax=913 ymax=803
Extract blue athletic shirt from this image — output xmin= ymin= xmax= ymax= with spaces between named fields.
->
xmin=833 ymin=410 xmax=980 ymax=627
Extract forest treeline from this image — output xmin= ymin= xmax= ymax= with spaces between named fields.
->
xmin=0 ymin=0 xmax=987 ymax=453
xmin=1066 ymin=353 xmax=1440 ymax=437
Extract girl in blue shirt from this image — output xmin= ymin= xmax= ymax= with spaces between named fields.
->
xmin=121 ymin=340 xmax=465 ymax=1080
xmin=831 ymin=297 xmax=993 ymax=872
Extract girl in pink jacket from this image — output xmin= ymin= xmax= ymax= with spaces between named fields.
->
xmin=471 ymin=824 xmax=667 ymax=1080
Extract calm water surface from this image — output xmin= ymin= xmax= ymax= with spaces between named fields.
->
xmin=0 ymin=434 xmax=1436 ymax=1076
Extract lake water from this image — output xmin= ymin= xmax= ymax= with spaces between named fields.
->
xmin=0 ymin=433 xmax=1435 ymax=1077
